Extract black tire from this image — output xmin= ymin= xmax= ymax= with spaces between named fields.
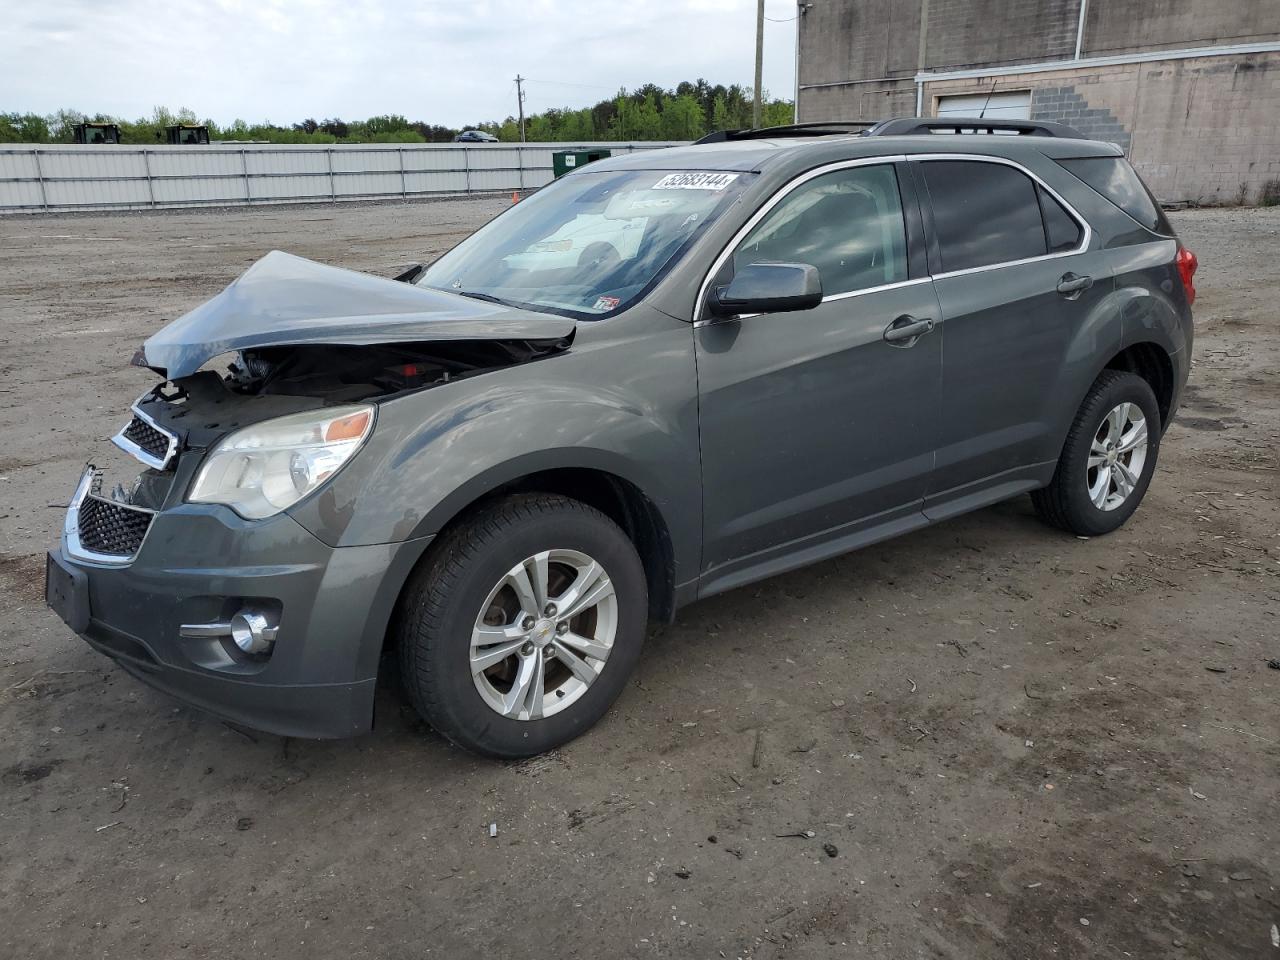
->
xmin=1032 ymin=369 xmax=1161 ymax=536
xmin=395 ymin=494 xmax=647 ymax=759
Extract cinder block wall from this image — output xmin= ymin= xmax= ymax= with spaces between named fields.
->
xmin=922 ymin=51 xmax=1280 ymax=204
xmin=798 ymin=0 xmax=1280 ymax=83
xmin=800 ymin=81 xmax=919 ymax=123
xmin=797 ymin=0 xmax=1280 ymax=204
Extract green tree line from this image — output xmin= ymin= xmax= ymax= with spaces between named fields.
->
xmin=0 ymin=80 xmax=793 ymax=145
xmin=484 ymin=80 xmax=793 ymax=142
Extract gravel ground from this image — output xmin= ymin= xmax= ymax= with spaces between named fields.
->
xmin=1 ymin=200 xmax=1277 ymax=960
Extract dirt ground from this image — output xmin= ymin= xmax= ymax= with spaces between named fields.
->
xmin=1 ymin=198 xmax=1277 ymax=960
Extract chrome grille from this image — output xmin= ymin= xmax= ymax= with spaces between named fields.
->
xmin=64 ymin=467 xmax=157 ymax=565
xmin=77 ymin=495 xmax=153 ymax=558
xmin=121 ymin=415 xmax=170 ymax=461
xmin=112 ymin=398 xmax=178 ymax=470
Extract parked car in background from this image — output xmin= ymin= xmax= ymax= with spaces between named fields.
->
xmin=46 ymin=117 xmax=1195 ymax=759
xmin=453 ymin=130 xmax=499 ymax=143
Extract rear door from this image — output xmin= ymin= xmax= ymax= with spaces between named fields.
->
xmin=914 ymin=156 xmax=1114 ymax=513
xmin=694 ymin=160 xmax=942 ymax=589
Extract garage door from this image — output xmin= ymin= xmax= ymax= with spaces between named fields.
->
xmin=936 ymin=91 xmax=1031 ymax=121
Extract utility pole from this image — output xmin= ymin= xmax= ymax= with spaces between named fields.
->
xmin=753 ymin=0 xmax=764 ymax=127
xmin=514 ymin=75 xmax=527 ymax=143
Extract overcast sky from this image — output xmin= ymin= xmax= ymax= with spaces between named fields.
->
xmin=8 ymin=0 xmax=800 ymax=127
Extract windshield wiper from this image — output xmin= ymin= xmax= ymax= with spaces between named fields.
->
xmin=450 ymin=289 xmax=519 ymax=308
xmin=437 ymin=286 xmax=580 ymax=321
xmin=393 ymin=263 xmax=427 ymax=284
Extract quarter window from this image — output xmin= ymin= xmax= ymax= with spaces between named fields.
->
xmin=921 ymin=160 xmax=1058 ymax=272
xmin=733 ymin=164 xmax=909 ymax=297
xmin=1039 ymin=186 xmax=1083 ymax=253
xmin=1057 ymin=156 xmax=1173 ymax=235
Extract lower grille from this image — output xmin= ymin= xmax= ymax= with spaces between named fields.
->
xmin=122 ymin=416 xmax=171 ymax=462
xmin=77 ymin=495 xmax=153 ymax=557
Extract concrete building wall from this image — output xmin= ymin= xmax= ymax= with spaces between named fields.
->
xmin=1083 ymin=0 xmax=1280 ymax=56
xmin=799 ymin=81 xmax=918 ymax=123
xmin=797 ymin=0 xmax=1280 ymax=83
xmin=797 ymin=0 xmax=921 ymax=87
xmin=796 ymin=0 xmax=1280 ymax=204
xmin=922 ymin=0 xmax=1081 ymax=70
xmin=920 ymin=52 xmax=1280 ymax=204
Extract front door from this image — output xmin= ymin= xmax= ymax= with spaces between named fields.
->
xmin=695 ymin=161 xmax=942 ymax=592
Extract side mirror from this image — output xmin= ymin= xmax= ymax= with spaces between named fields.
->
xmin=708 ymin=262 xmax=823 ymax=318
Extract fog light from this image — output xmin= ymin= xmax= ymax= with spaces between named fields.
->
xmin=229 ymin=608 xmax=278 ymax=655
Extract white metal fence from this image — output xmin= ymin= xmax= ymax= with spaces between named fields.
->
xmin=0 ymin=141 xmax=684 ymax=213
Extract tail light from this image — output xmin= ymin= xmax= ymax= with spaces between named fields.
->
xmin=1176 ymin=245 xmax=1198 ymax=306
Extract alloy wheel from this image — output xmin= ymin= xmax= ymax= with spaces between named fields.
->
xmin=469 ymin=549 xmax=617 ymax=720
xmin=1087 ymin=401 xmax=1148 ymax=511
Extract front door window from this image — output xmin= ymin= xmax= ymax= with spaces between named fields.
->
xmin=732 ymin=164 xmax=909 ymax=297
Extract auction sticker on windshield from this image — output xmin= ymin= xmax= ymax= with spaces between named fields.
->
xmin=652 ymin=172 xmax=740 ymax=190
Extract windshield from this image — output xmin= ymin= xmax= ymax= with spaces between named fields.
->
xmin=418 ymin=169 xmax=753 ymax=319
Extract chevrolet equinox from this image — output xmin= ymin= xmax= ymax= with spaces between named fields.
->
xmin=46 ymin=118 xmax=1197 ymax=758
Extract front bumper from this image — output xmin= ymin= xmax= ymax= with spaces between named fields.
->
xmin=47 ymin=490 xmax=433 ymax=739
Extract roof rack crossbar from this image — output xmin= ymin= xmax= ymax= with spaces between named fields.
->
xmin=693 ymin=120 xmax=879 ymax=144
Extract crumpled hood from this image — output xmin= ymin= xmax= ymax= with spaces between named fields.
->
xmin=140 ymin=250 xmax=577 ymax=379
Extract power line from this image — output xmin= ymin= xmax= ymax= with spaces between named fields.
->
xmin=765 ymin=0 xmax=799 ymax=22
xmin=521 ymin=78 xmax=618 ymax=91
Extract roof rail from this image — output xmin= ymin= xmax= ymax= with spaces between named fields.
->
xmin=692 ymin=116 xmax=1086 ymax=145
xmin=693 ymin=120 xmax=879 ymax=144
xmin=863 ymin=117 xmax=1084 ymax=138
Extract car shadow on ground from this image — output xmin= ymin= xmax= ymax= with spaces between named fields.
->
xmin=109 ymin=494 xmax=1052 ymax=774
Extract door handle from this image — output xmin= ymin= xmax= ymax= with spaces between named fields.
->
xmin=883 ymin=314 xmax=935 ymax=345
xmin=1056 ymin=272 xmax=1093 ymax=298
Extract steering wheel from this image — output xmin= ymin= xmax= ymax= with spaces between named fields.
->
xmin=578 ymin=241 xmax=621 ymax=271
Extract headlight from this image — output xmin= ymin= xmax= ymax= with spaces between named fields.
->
xmin=188 ymin=405 xmax=374 ymax=519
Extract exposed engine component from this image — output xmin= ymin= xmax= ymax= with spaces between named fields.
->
xmin=222 ymin=337 xmax=569 ymax=401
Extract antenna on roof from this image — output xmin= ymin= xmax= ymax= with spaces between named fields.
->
xmin=978 ymin=79 xmax=999 ymax=119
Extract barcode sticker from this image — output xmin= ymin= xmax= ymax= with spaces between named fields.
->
xmin=652 ymin=172 xmax=740 ymax=191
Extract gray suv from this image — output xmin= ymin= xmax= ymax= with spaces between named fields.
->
xmin=45 ymin=118 xmax=1196 ymax=758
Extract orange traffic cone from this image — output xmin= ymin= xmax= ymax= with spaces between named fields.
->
xmin=512 ymin=191 xmax=520 ymax=203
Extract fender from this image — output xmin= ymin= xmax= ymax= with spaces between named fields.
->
xmin=1109 ymin=238 xmax=1191 ymax=357
xmin=1040 ymin=238 xmax=1190 ymax=461
xmin=287 ymin=311 xmax=703 ymax=586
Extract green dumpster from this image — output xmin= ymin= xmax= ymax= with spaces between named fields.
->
xmin=552 ymin=149 xmax=612 ymax=178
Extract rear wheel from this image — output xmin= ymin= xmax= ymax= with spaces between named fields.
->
xmin=1032 ymin=370 xmax=1161 ymax=536
xmin=395 ymin=494 xmax=647 ymax=759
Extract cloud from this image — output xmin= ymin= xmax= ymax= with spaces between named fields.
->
xmin=6 ymin=0 xmax=799 ymax=126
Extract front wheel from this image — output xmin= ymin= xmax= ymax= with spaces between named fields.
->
xmin=1032 ymin=370 xmax=1161 ymax=536
xmin=395 ymin=494 xmax=647 ymax=759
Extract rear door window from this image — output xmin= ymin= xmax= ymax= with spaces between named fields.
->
xmin=1057 ymin=156 xmax=1173 ymax=235
xmin=920 ymin=160 xmax=1048 ymax=272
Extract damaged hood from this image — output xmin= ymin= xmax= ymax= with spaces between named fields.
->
xmin=140 ymin=250 xmax=577 ymax=379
